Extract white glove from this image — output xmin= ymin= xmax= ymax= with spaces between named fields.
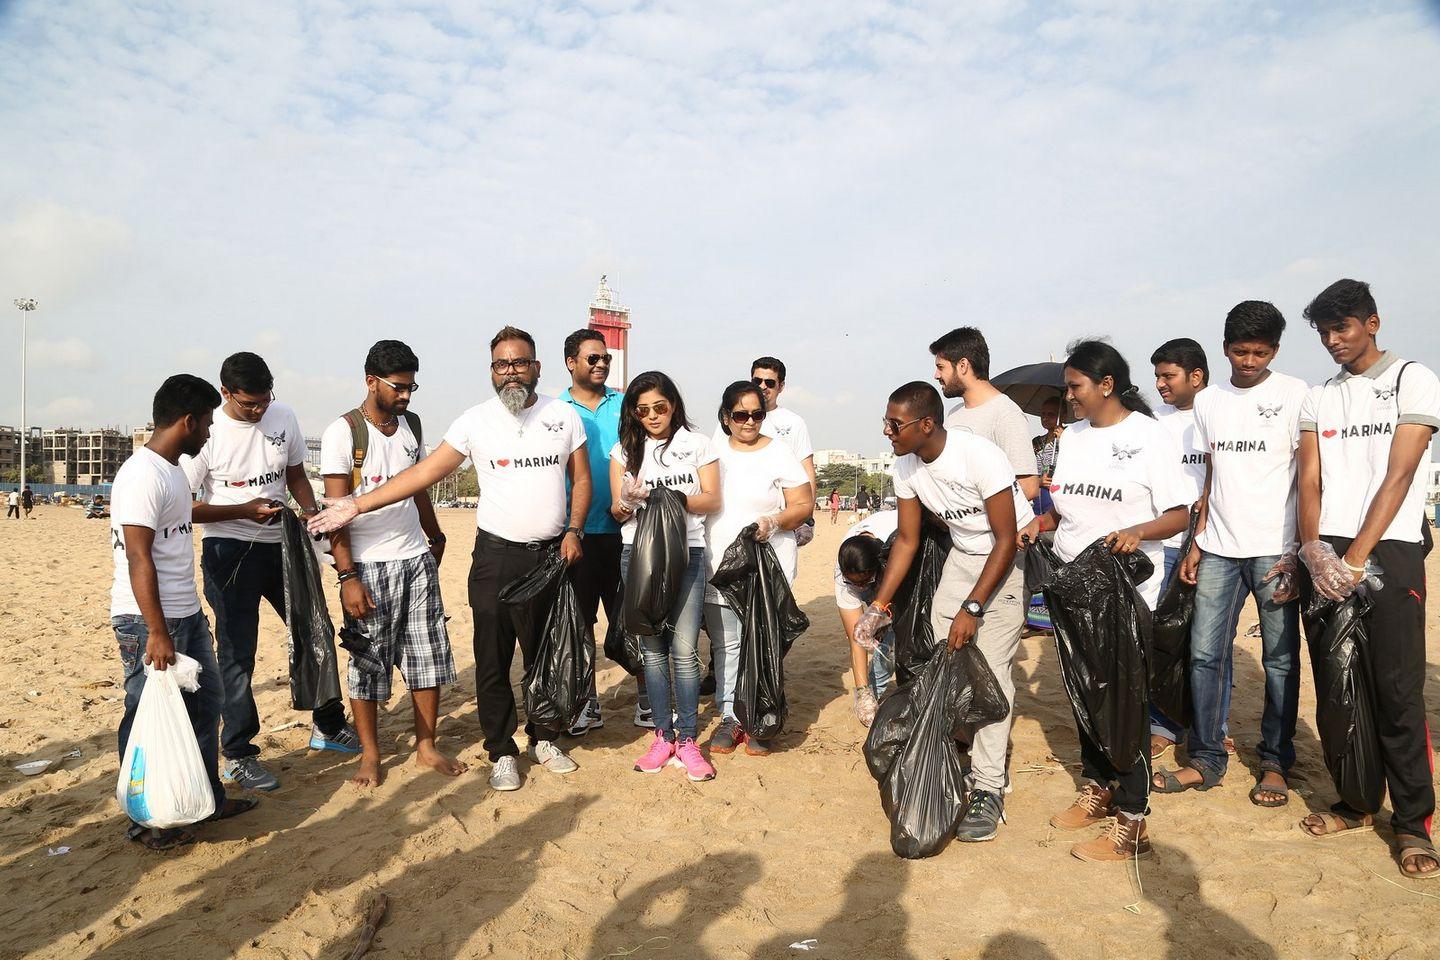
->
xmin=853 ymin=686 xmax=879 ymax=727
xmin=307 ymin=495 xmax=360 ymax=534
xmin=852 ymin=603 xmax=892 ymax=652
xmin=1299 ymin=540 xmax=1355 ymax=602
xmin=753 ymin=514 xmax=782 ymax=542
xmin=1260 ymin=552 xmax=1299 ymax=604
xmin=618 ymin=473 xmax=650 ymax=513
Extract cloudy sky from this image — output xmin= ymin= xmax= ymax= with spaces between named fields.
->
xmin=2 ymin=1 xmax=1438 ymax=454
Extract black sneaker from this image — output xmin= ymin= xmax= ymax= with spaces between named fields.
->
xmin=699 ymin=671 xmax=716 ymax=696
xmin=955 ymin=789 xmax=1004 ymax=842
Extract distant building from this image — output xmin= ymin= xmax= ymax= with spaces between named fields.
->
xmin=814 ymin=449 xmax=860 ymax=468
xmin=42 ymin=427 xmax=129 ymax=485
xmin=0 ymin=425 xmax=41 ymax=478
xmin=587 ymin=275 xmax=631 ymax=390
xmin=132 ymin=424 xmax=154 ymax=453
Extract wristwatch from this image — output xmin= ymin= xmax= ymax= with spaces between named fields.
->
xmin=961 ymin=599 xmax=985 ymax=619
xmin=565 ymin=526 xmax=585 ymax=540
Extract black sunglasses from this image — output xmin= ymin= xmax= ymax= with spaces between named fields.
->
xmin=752 ymin=377 xmax=779 ymax=389
xmin=728 ymin=409 xmax=767 ymax=424
xmin=584 ymin=353 xmax=613 ymax=366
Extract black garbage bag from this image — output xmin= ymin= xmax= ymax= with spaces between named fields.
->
xmin=279 ymin=510 xmax=343 ymax=711
xmin=889 ymin=525 xmax=953 ymax=684
xmin=603 ymin=582 xmax=645 ymax=676
xmin=1302 ymin=590 xmax=1384 ymax=815
xmin=1041 ymin=538 xmax=1153 ymax=773
xmin=498 ymin=551 xmax=595 ymax=732
xmin=710 ymin=524 xmax=810 ymax=740
xmin=863 ymin=644 xmax=1009 ymax=859
xmin=622 ymin=486 xmax=689 ymax=636
xmin=1149 ymin=510 xmax=1200 ymax=727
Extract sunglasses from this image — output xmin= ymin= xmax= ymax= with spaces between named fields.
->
xmin=491 ymin=358 xmax=538 ymax=374
xmin=584 ymin=353 xmax=613 ymax=366
xmin=633 ymin=401 xmax=671 ymax=418
xmin=882 ymin=415 xmax=928 ymax=435
xmin=377 ymin=377 xmax=419 ymax=395
xmin=751 ymin=377 xmax=779 ymax=389
xmin=728 ymin=409 xmax=767 ymax=424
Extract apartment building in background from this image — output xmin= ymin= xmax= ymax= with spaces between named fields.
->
xmin=40 ymin=427 xmax=130 ymax=485
xmin=0 ymin=425 xmax=42 ymax=478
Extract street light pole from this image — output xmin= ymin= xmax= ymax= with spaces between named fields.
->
xmin=13 ymin=299 xmax=36 ymax=491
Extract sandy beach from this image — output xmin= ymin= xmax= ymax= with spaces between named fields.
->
xmin=2 ymin=507 xmax=1438 ymax=960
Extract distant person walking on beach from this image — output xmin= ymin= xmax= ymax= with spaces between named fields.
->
xmin=828 ymin=488 xmax=841 ymax=524
xmin=21 ymin=486 xmax=33 ymax=518
xmin=5 ymin=489 xmax=17 ymax=518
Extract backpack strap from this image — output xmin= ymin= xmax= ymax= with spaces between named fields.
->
xmin=402 ymin=411 xmax=423 ymax=459
xmin=341 ymin=408 xmax=368 ymax=493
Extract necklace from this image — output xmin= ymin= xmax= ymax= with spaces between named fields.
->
xmin=362 ymin=406 xmax=397 ymax=429
xmin=514 ymin=404 xmax=536 ymax=437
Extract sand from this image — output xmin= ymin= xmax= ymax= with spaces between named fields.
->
xmin=2 ymin=507 xmax=1438 ymax=960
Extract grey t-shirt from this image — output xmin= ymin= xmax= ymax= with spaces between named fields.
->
xmin=944 ymin=393 xmax=1039 ymax=479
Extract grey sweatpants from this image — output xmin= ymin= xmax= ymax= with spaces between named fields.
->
xmin=929 ymin=548 xmax=1027 ymax=795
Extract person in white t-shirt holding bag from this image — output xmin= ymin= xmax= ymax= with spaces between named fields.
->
xmin=703 ymin=380 xmax=814 ymax=757
xmin=184 ymin=352 xmax=357 ymax=794
xmin=854 ymin=381 xmax=1029 ymax=843
xmin=112 ymin=374 xmax=259 ymax=850
xmin=318 ymin=340 xmax=464 ymax=788
xmin=1020 ymin=340 xmax=1190 ymax=863
xmin=310 ymin=327 xmax=592 ymax=794
xmin=1156 ymin=303 xmax=1308 ymax=808
xmin=1292 ymin=279 xmax=1439 ymax=881
xmin=608 ymin=371 xmax=721 ymax=782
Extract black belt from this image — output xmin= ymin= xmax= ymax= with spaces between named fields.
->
xmin=474 ymin=528 xmax=561 ymax=552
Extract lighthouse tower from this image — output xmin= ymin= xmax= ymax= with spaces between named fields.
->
xmin=587 ymin=275 xmax=631 ymax=390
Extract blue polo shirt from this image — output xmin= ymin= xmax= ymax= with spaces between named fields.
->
xmin=562 ymin=386 xmax=623 ymax=535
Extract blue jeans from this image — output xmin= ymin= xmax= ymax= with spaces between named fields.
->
xmin=113 ymin=612 xmax=227 ymax=820
xmin=704 ymin=602 xmax=743 ymax=722
xmin=1186 ymin=551 xmax=1300 ymax=777
xmin=869 ymin=629 xmax=895 ymax=697
xmin=622 ymin=546 xmax=706 ymax=742
xmin=1149 ymin=545 xmax=1188 ymax=743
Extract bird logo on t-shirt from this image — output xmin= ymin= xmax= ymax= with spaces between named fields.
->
xmin=1372 ymin=384 xmax=1398 ymax=402
xmin=1255 ymin=403 xmax=1283 ymax=420
xmin=937 ymin=476 xmax=969 ymax=496
xmin=774 ymin=425 xmax=792 ymax=436
xmin=542 ymin=420 xmax=564 ymax=433
xmin=1111 ymin=444 xmax=1141 ymax=462
xmin=264 ymin=430 xmax=286 ymax=450
xmin=403 ymin=444 xmax=420 ymax=462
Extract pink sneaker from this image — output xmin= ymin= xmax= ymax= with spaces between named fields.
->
xmin=670 ymin=738 xmax=716 ymax=782
xmin=633 ymin=731 xmax=674 ymax=774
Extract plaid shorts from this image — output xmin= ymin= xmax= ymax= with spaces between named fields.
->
xmin=344 ymin=552 xmax=457 ymax=701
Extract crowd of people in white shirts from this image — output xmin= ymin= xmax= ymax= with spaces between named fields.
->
xmin=108 ymin=278 xmax=1436 ymax=880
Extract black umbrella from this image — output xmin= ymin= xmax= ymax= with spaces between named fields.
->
xmin=992 ymin=362 xmax=1067 ymax=418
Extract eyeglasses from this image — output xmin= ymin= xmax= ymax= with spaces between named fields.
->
xmin=377 ymin=377 xmax=419 ymax=395
xmin=490 ymin=358 xmax=538 ymax=374
xmin=882 ymin=415 xmax=927 ymax=435
xmin=752 ymin=377 xmax=779 ymax=390
xmin=633 ymin=401 xmax=671 ymax=418
xmin=584 ymin=353 xmax=613 ymax=366
xmin=229 ymin=391 xmax=274 ymax=414
xmin=728 ymin=409 xmax=767 ymax=424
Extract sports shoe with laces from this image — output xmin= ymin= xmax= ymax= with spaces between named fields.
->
xmin=1071 ymin=814 xmax=1154 ymax=862
xmin=309 ymin=722 xmax=362 ymax=754
xmin=634 ymin=731 xmax=674 ymax=774
xmin=489 ymin=756 xmax=521 ymax=792
xmin=708 ymin=717 xmax=745 ymax=754
xmin=223 ymin=757 xmax=280 ymax=792
xmin=672 ymin=739 xmax=716 ymax=781
xmin=1050 ymin=782 xmax=1116 ymax=831
xmin=568 ymin=700 xmax=603 ymax=737
xmin=955 ymin=789 xmax=1005 ymax=842
xmin=530 ymin=739 xmax=578 ymax=774
xmin=633 ymin=700 xmax=655 ymax=729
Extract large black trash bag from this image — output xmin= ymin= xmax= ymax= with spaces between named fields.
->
xmin=279 ymin=510 xmax=343 ymax=711
xmin=863 ymin=644 xmax=1009 ymax=859
xmin=622 ymin=486 xmax=690 ymax=636
xmin=602 ymin=581 xmax=645 ymax=676
xmin=1041 ymin=538 xmax=1153 ymax=773
xmin=1149 ymin=510 xmax=1200 ymax=727
xmin=1302 ymin=589 xmax=1384 ymax=815
xmin=498 ymin=551 xmax=596 ymax=731
xmin=710 ymin=524 xmax=810 ymax=740
xmin=888 ymin=525 xmax=953 ymax=684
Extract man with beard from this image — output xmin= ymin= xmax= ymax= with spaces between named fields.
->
xmin=930 ymin=328 xmax=1040 ymax=502
xmin=184 ymin=351 xmax=357 ymax=793
xmin=309 ymin=327 xmax=592 ymax=794
xmin=319 ymin=340 xmax=464 ymax=787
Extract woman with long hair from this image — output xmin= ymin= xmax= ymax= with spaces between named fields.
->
xmin=609 ymin=371 xmax=721 ymax=781
xmin=703 ymin=380 xmax=814 ymax=757
xmin=1019 ymin=339 xmax=1189 ymax=863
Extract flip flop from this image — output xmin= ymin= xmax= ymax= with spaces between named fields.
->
xmin=1150 ymin=737 xmax=1175 ymax=761
xmin=1249 ymin=761 xmax=1290 ymax=808
xmin=1298 ymin=810 xmax=1374 ymax=839
xmin=1152 ymin=765 xmax=1222 ymax=793
xmin=206 ymin=797 xmax=260 ymax=822
xmin=1396 ymin=835 xmax=1440 ymax=880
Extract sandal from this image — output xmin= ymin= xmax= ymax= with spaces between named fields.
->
xmin=1396 ymin=835 xmax=1440 ymax=880
xmin=1149 ymin=736 xmax=1175 ymax=761
xmin=1152 ymin=765 xmax=1221 ymax=793
xmin=126 ymin=824 xmax=196 ymax=851
xmin=206 ymin=797 xmax=260 ymax=822
xmin=1249 ymin=761 xmax=1290 ymax=808
xmin=1298 ymin=809 xmax=1375 ymax=838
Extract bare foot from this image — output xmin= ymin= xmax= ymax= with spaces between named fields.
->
xmin=350 ymin=754 xmax=385 ymax=788
xmin=416 ymin=743 xmax=468 ymax=777
xmin=1149 ymin=734 xmax=1174 ymax=760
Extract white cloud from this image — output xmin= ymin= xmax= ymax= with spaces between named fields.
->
xmin=29 ymin=337 xmax=100 ymax=371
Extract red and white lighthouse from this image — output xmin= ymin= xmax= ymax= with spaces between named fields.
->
xmin=587 ymin=275 xmax=631 ymax=390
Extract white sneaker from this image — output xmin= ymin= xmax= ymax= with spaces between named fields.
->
xmin=567 ymin=701 xmax=603 ymax=737
xmin=489 ymin=756 xmax=521 ymax=792
xmin=530 ymin=740 xmax=578 ymax=774
xmin=633 ymin=701 xmax=655 ymax=729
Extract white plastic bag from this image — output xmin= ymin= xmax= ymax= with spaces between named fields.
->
xmin=115 ymin=653 xmax=216 ymax=828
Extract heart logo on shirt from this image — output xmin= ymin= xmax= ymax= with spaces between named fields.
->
xmin=497 ymin=459 xmax=511 ymax=467
xmin=1321 ymin=429 xmax=1337 ymax=438
xmin=371 ymin=475 xmax=382 ymax=483
xmin=1049 ymin=484 xmax=1060 ymax=493
xmin=229 ymin=481 xmax=247 ymax=487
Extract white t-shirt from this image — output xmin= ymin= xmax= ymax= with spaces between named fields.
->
xmin=834 ymin=510 xmax=900 ymax=610
xmin=1050 ymin=412 xmax=1191 ymax=609
xmin=1192 ymin=372 xmax=1309 ymax=558
xmin=891 ymin=432 xmax=1029 ymax=555
xmin=608 ymin=427 xmax=718 ymax=548
xmin=6 ymin=491 xmax=16 ymax=507
xmin=1299 ymin=353 xmax=1440 ymax=544
xmin=111 ymin=448 xmax=201 ymax=619
xmin=442 ymin=395 xmax=586 ymax=543
xmin=1154 ymin=404 xmax=1209 ymax=549
xmin=704 ymin=437 xmax=810 ymax=604
xmin=710 ymin=405 xmax=814 ymax=466
xmin=319 ymin=416 xmax=430 ymax=563
xmin=182 ymin=403 xmax=306 ymax=544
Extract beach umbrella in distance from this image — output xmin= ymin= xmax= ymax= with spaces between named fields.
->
xmin=992 ymin=362 xmax=1070 ymax=418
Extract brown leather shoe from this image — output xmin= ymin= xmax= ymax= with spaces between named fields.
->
xmin=1071 ymin=815 xmax=1154 ymax=862
xmin=1049 ymin=783 xmax=1115 ymax=831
